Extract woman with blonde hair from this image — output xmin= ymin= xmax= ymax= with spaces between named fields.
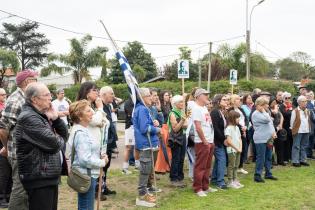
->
xmin=228 ymin=94 xmax=249 ymax=174
xmin=68 ymin=100 xmax=108 ymax=210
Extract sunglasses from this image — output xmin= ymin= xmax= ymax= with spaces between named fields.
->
xmin=285 ymin=97 xmax=291 ymax=100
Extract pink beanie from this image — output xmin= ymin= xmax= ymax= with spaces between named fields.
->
xmin=16 ymin=69 xmax=38 ymax=86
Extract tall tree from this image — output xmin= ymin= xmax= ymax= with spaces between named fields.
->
xmin=0 ymin=21 xmax=50 ymax=70
xmin=41 ymin=35 xmax=107 ymax=84
xmin=276 ymin=58 xmax=305 ymax=80
xmin=108 ymin=41 xmax=157 ymax=84
xmin=0 ymin=48 xmax=20 ymax=87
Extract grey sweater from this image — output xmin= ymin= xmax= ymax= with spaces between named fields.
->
xmin=252 ymin=110 xmax=275 ymax=144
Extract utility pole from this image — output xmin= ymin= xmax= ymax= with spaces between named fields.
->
xmin=198 ymin=50 xmax=201 ymax=87
xmin=207 ymin=42 xmax=212 ymax=92
xmin=246 ymin=29 xmax=250 ymax=81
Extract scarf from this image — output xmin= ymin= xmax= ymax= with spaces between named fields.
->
xmin=284 ymin=102 xmax=292 ymax=112
xmin=167 ymin=108 xmax=183 ymax=132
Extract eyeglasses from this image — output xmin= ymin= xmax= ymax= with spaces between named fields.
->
xmin=27 ymin=78 xmax=37 ymax=82
xmin=285 ymin=97 xmax=291 ymax=100
xmin=0 ymin=94 xmax=6 ymax=96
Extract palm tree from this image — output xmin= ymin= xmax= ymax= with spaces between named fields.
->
xmin=41 ymin=35 xmax=108 ymax=84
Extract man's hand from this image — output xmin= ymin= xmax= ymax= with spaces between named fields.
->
xmin=153 ymin=120 xmax=160 ymax=127
xmin=0 ymin=147 xmax=8 ymax=157
xmin=272 ymin=132 xmax=277 ymax=139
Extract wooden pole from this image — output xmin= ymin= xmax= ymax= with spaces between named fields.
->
xmin=97 ymin=169 xmax=103 ymax=210
xmin=182 ymin=78 xmax=185 ymax=95
xmin=231 ymin=85 xmax=234 ymax=94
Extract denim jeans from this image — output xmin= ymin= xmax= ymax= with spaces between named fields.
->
xmin=307 ymin=134 xmax=315 ymax=158
xmin=170 ymin=139 xmax=186 ymax=182
xmin=78 ymin=177 xmax=96 ymax=210
xmin=187 ymin=146 xmax=195 ymax=179
xmin=211 ymin=146 xmax=227 ymax=187
xmin=254 ymin=143 xmax=272 ymax=178
xmin=292 ymin=133 xmax=309 ymax=163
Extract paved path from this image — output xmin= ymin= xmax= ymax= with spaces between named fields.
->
xmin=110 ymin=122 xmax=126 ymax=169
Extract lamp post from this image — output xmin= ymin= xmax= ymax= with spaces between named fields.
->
xmin=246 ymin=0 xmax=265 ymax=81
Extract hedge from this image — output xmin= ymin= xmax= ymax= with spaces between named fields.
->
xmin=63 ymin=79 xmax=297 ymax=102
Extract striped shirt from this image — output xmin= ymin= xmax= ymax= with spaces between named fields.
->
xmin=0 ymin=88 xmax=25 ymax=159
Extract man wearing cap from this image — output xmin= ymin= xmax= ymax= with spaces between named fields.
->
xmin=52 ymin=89 xmax=69 ymax=127
xmin=0 ymin=69 xmax=37 ymax=210
xmin=192 ymin=88 xmax=217 ymax=197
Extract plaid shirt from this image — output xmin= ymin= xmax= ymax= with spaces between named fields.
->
xmin=1 ymin=88 xmax=25 ymax=159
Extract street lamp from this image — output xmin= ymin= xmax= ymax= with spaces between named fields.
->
xmin=246 ymin=0 xmax=265 ymax=81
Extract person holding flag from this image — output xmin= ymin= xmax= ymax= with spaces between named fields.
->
xmin=133 ymin=88 xmax=161 ymax=207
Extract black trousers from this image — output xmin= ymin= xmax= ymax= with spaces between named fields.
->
xmin=274 ymin=138 xmax=286 ymax=164
xmin=26 ymin=185 xmax=58 ymax=210
xmin=239 ymin=136 xmax=248 ymax=168
xmin=0 ymin=154 xmax=12 ymax=200
xmin=283 ymin=128 xmax=293 ymax=162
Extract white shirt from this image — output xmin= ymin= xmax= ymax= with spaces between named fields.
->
xmin=225 ymin=125 xmax=241 ymax=153
xmin=110 ymin=104 xmax=118 ymax=122
xmin=52 ymin=98 xmax=69 ymax=125
xmin=192 ymin=104 xmax=214 ymax=143
xmin=235 ymin=108 xmax=245 ymax=127
xmin=290 ymin=107 xmax=310 ymax=134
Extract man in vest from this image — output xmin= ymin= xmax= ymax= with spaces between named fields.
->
xmin=290 ymin=95 xmax=311 ymax=167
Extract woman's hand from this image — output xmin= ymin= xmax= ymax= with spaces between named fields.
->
xmin=101 ymin=154 xmax=108 ymax=165
xmin=95 ymin=98 xmax=103 ymax=109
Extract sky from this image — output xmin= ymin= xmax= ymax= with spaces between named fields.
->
xmin=1 ymin=0 xmax=315 ymax=78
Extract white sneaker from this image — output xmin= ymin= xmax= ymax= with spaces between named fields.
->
xmin=136 ymin=198 xmax=156 ymax=208
xmin=122 ymin=169 xmax=132 ymax=175
xmin=204 ymin=188 xmax=218 ymax=193
xmin=234 ymin=180 xmax=244 ymax=188
xmin=227 ymin=181 xmax=241 ymax=189
xmin=196 ymin=191 xmax=207 ymax=197
xmin=237 ymin=168 xmax=248 ymax=174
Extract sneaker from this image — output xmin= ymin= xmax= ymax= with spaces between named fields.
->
xmin=196 ymin=191 xmax=207 ymax=197
xmin=227 ymin=182 xmax=240 ymax=189
xmin=122 ymin=169 xmax=132 ymax=175
xmin=136 ymin=194 xmax=156 ymax=208
xmin=292 ymin=163 xmax=301 ymax=167
xmin=265 ymin=176 xmax=278 ymax=180
xmin=300 ymin=162 xmax=310 ymax=166
xmin=147 ymin=186 xmax=162 ymax=193
xmin=234 ymin=180 xmax=244 ymax=188
xmin=170 ymin=181 xmax=186 ymax=188
xmin=254 ymin=176 xmax=265 ymax=183
xmin=104 ymin=187 xmax=116 ymax=195
xmin=237 ymin=168 xmax=248 ymax=174
xmin=217 ymin=185 xmax=228 ymax=190
xmin=204 ymin=187 xmax=218 ymax=193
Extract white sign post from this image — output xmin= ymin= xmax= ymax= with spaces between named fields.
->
xmin=229 ymin=69 xmax=238 ymax=94
xmin=178 ymin=60 xmax=189 ymax=94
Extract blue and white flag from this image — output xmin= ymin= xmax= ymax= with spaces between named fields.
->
xmin=115 ymin=51 xmax=139 ymax=107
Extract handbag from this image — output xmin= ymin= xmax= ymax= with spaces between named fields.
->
xmin=67 ymin=131 xmax=91 ymax=193
xmin=168 ymin=116 xmax=185 ymax=148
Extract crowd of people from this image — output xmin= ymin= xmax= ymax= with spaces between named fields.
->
xmin=0 ymin=69 xmax=314 ymax=209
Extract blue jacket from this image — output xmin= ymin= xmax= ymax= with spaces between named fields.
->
xmin=149 ymin=106 xmax=164 ymax=127
xmin=133 ymin=103 xmax=160 ymax=150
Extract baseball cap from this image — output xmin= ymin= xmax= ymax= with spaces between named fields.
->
xmin=16 ymin=69 xmax=38 ymax=86
xmin=194 ymin=88 xmax=210 ymax=98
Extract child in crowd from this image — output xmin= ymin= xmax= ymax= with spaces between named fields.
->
xmin=225 ymin=110 xmax=244 ymax=189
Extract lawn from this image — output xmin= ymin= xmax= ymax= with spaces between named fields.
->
xmin=57 ymin=160 xmax=315 ymax=210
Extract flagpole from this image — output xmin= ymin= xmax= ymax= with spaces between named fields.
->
xmin=99 ymin=21 xmax=159 ymax=205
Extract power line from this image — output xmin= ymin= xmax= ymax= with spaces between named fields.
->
xmin=0 ymin=9 xmax=244 ymax=47
xmin=255 ymin=40 xmax=283 ymax=59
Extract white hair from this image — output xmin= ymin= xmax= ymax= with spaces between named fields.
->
xmin=139 ymin=88 xmax=150 ymax=97
xmin=100 ymin=86 xmax=113 ymax=96
xmin=282 ymin=92 xmax=291 ymax=101
xmin=0 ymin=88 xmax=6 ymax=94
xmin=171 ymin=95 xmax=183 ymax=107
xmin=297 ymin=95 xmax=307 ymax=104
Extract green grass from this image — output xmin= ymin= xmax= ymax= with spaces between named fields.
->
xmin=58 ymin=160 xmax=315 ymax=210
